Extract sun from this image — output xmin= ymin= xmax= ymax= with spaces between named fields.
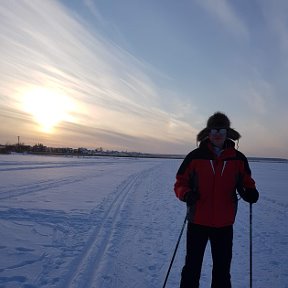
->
xmin=21 ymin=87 xmax=75 ymax=133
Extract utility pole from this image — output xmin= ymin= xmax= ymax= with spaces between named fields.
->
xmin=17 ymin=136 xmax=20 ymax=152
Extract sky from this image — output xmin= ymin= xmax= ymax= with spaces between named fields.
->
xmin=0 ymin=0 xmax=288 ymax=158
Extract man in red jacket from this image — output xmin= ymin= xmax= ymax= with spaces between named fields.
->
xmin=174 ymin=112 xmax=259 ymax=288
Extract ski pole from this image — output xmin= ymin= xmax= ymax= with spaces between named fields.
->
xmin=249 ymin=203 xmax=253 ymax=288
xmin=162 ymin=215 xmax=187 ymax=288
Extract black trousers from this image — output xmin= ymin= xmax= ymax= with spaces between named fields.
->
xmin=180 ymin=223 xmax=233 ymax=288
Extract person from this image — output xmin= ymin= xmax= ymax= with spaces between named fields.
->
xmin=174 ymin=112 xmax=259 ymax=288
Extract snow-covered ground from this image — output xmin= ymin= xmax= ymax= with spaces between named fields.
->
xmin=0 ymin=154 xmax=287 ymax=288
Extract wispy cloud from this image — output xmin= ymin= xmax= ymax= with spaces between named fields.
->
xmin=259 ymin=1 xmax=288 ymax=54
xmin=244 ymin=86 xmax=268 ymax=115
xmin=239 ymin=71 xmax=273 ymax=116
xmin=195 ymin=0 xmax=249 ymax=39
xmin=0 ymin=0 xmax=196 ymax=152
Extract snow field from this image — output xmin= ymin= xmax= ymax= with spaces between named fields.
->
xmin=0 ymin=154 xmax=287 ymax=287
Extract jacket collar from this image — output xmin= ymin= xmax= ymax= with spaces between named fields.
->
xmin=200 ymin=139 xmax=236 ymax=158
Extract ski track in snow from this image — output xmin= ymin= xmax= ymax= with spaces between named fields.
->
xmin=0 ymin=155 xmax=287 ymax=288
xmin=63 ymin=161 xmax=182 ymax=288
xmin=0 ymin=177 xmax=88 ymax=200
xmin=64 ymin=170 xmax=146 ymax=287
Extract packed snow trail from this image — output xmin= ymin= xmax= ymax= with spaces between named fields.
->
xmin=62 ymin=160 xmax=184 ymax=288
xmin=65 ymin=169 xmax=153 ymax=287
xmin=0 ymin=155 xmax=287 ymax=287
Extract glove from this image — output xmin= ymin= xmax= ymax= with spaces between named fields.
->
xmin=184 ymin=190 xmax=199 ymax=206
xmin=240 ymin=188 xmax=259 ymax=204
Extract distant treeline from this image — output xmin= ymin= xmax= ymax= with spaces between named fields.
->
xmin=0 ymin=143 xmax=144 ymax=157
xmin=0 ymin=143 xmax=286 ymax=161
xmin=0 ymin=143 xmax=184 ymax=159
xmin=248 ymin=157 xmax=288 ymax=163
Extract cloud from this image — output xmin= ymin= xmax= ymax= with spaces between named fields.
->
xmin=83 ymin=0 xmax=105 ymax=24
xmin=258 ymin=1 xmax=288 ymax=53
xmin=195 ymin=0 xmax=249 ymax=39
xmin=239 ymin=75 xmax=274 ymax=115
xmin=0 ymin=0 xmax=197 ymax=151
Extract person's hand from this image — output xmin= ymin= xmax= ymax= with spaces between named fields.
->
xmin=184 ymin=190 xmax=199 ymax=206
xmin=241 ymin=188 xmax=259 ymax=204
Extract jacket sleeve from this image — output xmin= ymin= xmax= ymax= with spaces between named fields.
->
xmin=242 ymin=156 xmax=256 ymax=189
xmin=174 ymin=153 xmax=195 ymax=201
xmin=237 ymin=152 xmax=256 ymax=190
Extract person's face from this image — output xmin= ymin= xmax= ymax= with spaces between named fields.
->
xmin=209 ymin=128 xmax=227 ymax=148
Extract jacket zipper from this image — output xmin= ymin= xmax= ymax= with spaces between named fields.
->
xmin=210 ymin=159 xmax=227 ymax=226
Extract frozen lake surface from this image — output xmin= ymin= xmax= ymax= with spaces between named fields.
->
xmin=0 ymin=154 xmax=287 ymax=287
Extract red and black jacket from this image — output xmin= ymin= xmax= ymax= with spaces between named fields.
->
xmin=174 ymin=139 xmax=256 ymax=227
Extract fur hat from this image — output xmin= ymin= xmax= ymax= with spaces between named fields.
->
xmin=197 ymin=112 xmax=241 ymax=142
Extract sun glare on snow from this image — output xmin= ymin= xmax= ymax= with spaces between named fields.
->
xmin=21 ymin=87 xmax=75 ymax=133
